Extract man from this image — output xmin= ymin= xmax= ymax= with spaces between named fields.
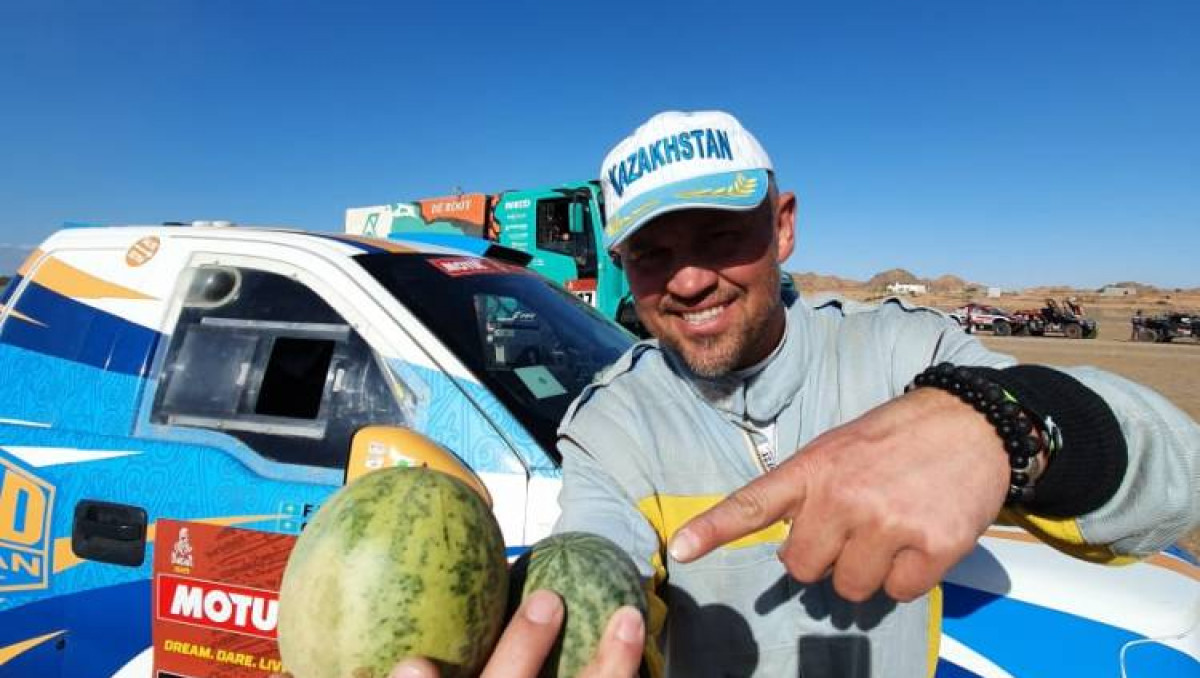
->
xmin=396 ymin=110 xmax=1198 ymax=677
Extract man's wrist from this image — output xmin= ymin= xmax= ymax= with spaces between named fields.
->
xmin=960 ymin=365 xmax=1127 ymax=517
xmin=907 ymin=363 xmax=1055 ymax=505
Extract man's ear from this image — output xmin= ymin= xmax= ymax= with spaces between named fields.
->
xmin=775 ymin=191 xmax=797 ymax=262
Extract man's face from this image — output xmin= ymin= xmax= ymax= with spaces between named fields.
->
xmin=618 ymin=192 xmax=796 ymax=377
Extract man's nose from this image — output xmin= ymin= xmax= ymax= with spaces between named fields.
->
xmin=665 ymin=264 xmax=719 ymax=300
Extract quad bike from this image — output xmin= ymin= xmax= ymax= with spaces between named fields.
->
xmin=1131 ymin=311 xmax=1198 ymax=343
xmin=1013 ymin=299 xmax=1098 ymax=339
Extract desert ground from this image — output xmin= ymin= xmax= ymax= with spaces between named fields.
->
xmin=806 ymin=286 xmax=1200 ymax=419
xmin=803 ymin=285 xmax=1200 ymax=557
xmin=984 ymin=333 xmax=1200 ymax=559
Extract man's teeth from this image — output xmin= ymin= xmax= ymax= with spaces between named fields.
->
xmin=682 ymin=305 xmax=725 ymax=324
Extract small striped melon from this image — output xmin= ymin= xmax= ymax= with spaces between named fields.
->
xmin=519 ymin=532 xmax=647 ymax=678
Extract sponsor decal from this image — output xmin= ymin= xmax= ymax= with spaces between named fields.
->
xmin=565 ymin=278 xmax=598 ymax=307
xmin=0 ymin=457 xmax=54 ymax=592
xmin=276 ymin=501 xmax=321 ymax=534
xmin=127 ymin=236 xmax=161 ymax=267
xmin=429 ymin=256 xmax=506 ymax=277
xmin=362 ymin=212 xmax=381 ymax=237
xmin=156 ymin=574 xmax=279 ymax=639
xmin=419 ymin=194 xmax=488 ymax=226
xmin=153 ymin=520 xmax=296 ymax=677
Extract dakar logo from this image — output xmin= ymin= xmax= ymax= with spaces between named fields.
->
xmin=126 ymin=236 xmax=161 ymax=267
xmin=170 ymin=526 xmax=194 ymax=570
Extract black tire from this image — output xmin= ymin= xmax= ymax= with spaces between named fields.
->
xmin=992 ymin=319 xmax=1012 ymax=336
xmin=1135 ymin=327 xmax=1159 ymax=343
xmin=1064 ymin=323 xmax=1083 ymax=340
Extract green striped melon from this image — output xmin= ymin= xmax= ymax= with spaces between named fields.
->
xmin=277 ymin=466 xmax=508 ymax=678
xmin=518 ymin=532 xmax=647 ymax=678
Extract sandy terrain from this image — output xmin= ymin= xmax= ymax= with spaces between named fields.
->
xmin=802 ymin=286 xmax=1200 ymax=556
xmin=977 ymin=336 xmax=1200 ymax=420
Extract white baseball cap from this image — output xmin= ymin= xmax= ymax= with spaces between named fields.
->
xmin=599 ymin=110 xmax=773 ymax=251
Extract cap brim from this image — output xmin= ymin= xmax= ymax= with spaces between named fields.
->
xmin=604 ymin=169 xmax=769 ymax=251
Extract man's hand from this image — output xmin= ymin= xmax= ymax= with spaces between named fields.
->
xmin=667 ymin=387 xmax=1011 ymax=602
xmin=270 ymin=590 xmax=644 ymax=678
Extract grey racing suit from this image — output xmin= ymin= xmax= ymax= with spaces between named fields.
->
xmin=554 ymin=296 xmax=1199 ymax=678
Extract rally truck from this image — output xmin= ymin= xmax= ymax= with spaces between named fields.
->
xmin=0 ymin=222 xmax=631 ymax=677
xmin=0 ymin=222 xmax=1196 ymax=677
xmin=345 ymin=183 xmax=645 ymax=335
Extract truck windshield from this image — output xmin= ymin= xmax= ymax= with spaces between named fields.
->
xmin=356 ymin=253 xmax=633 ymax=458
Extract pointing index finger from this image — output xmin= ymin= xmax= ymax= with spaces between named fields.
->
xmin=667 ymin=468 xmax=803 ymax=562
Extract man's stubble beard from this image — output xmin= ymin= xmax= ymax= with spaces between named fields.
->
xmin=659 ymin=268 xmax=782 ymax=379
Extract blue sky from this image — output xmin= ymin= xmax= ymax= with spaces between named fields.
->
xmin=1 ymin=0 xmax=1196 ymax=289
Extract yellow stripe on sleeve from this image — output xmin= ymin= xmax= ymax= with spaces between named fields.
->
xmin=1000 ymin=509 xmax=1137 ymax=565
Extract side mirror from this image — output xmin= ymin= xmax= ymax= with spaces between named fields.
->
xmin=346 ymin=426 xmax=492 ymax=507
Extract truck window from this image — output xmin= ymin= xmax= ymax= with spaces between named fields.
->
xmin=357 ymin=253 xmax=632 ymax=456
xmin=149 ymin=266 xmax=406 ymax=469
xmin=536 ymin=198 xmax=575 ymax=258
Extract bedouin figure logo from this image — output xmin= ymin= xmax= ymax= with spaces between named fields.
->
xmin=171 ymin=526 xmax=194 ymax=570
xmin=0 ymin=457 xmax=55 ymax=592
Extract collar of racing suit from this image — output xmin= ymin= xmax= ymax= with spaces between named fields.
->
xmin=663 ymin=303 xmax=811 ymax=425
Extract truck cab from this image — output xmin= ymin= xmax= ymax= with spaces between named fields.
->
xmin=0 ymin=224 xmax=631 ymax=677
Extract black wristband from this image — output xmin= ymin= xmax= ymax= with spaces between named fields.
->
xmin=907 ymin=363 xmax=1054 ymax=505
xmin=960 ymin=365 xmax=1127 ymax=517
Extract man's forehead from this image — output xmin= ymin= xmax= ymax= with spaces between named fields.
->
xmin=622 ymin=208 xmax=726 ymax=246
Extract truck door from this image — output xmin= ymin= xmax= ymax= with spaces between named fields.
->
xmin=0 ymin=256 xmax=421 ymax=677
xmin=532 ymin=194 xmax=600 ymax=308
xmin=146 ymin=253 xmax=539 ymax=543
xmin=145 ymin=260 xmax=412 ymax=472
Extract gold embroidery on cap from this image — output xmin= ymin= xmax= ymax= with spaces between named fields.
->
xmin=675 ymin=172 xmax=758 ymax=199
xmin=606 ymin=199 xmax=661 ymax=236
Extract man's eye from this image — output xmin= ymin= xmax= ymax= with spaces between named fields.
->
xmin=626 ymin=249 xmax=668 ymax=269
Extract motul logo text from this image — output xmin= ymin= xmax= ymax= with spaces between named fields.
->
xmin=156 ymin=574 xmax=279 ymax=639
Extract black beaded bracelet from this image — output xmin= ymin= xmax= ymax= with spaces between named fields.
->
xmin=906 ymin=362 xmax=1054 ymax=504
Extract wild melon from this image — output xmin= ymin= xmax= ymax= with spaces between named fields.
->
xmin=517 ymin=531 xmax=648 ymax=678
xmin=277 ymin=466 xmax=508 ymax=678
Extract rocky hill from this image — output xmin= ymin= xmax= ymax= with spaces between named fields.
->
xmin=865 ymin=268 xmax=921 ymax=289
xmin=792 ymin=268 xmax=988 ymax=294
xmin=789 ymin=271 xmax=862 ymax=291
xmin=929 ymin=274 xmax=970 ymax=292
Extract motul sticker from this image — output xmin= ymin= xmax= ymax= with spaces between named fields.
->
xmin=152 ymin=520 xmax=295 ymax=677
xmin=429 ymin=256 xmax=505 ymax=276
xmin=156 ymin=574 xmax=279 ymax=639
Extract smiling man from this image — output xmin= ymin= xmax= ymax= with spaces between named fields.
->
xmin=543 ymin=110 xmax=1200 ymax=678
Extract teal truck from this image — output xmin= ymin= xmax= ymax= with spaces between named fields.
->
xmin=345 ymin=182 xmax=644 ymax=334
